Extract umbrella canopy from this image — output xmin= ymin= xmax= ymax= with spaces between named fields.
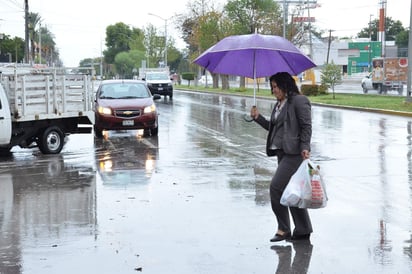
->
xmin=193 ymin=33 xmax=316 ymax=79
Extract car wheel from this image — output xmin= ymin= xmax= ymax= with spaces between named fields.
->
xmin=151 ymin=126 xmax=159 ymax=136
xmin=94 ymin=126 xmax=103 ymax=138
xmin=38 ymin=126 xmax=65 ymax=154
xmin=361 ymin=84 xmax=368 ymax=94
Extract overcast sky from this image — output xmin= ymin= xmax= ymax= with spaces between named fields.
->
xmin=0 ymin=0 xmax=410 ymax=67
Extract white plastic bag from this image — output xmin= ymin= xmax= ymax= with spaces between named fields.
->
xmin=280 ymin=159 xmax=328 ymax=209
xmin=280 ymin=159 xmax=311 ymax=207
xmin=299 ymin=160 xmax=328 ymax=209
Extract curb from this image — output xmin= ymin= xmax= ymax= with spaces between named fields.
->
xmin=176 ymin=88 xmax=412 ymax=118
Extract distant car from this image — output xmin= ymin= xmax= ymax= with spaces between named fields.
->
xmin=143 ymin=72 xmax=173 ymax=99
xmin=94 ymin=79 xmax=161 ymax=138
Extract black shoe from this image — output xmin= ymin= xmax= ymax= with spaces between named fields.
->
xmin=270 ymin=232 xmax=291 ymax=242
xmin=289 ymin=234 xmax=311 ymax=241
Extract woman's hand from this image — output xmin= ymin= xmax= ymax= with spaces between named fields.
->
xmin=301 ymin=150 xmax=310 ymax=159
xmin=250 ymin=106 xmax=259 ymax=120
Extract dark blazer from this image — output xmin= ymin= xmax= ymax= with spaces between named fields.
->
xmin=254 ymin=94 xmax=312 ymax=156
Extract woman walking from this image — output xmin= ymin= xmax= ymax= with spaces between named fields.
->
xmin=250 ymin=72 xmax=313 ymax=242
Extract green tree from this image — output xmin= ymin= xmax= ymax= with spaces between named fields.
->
xmin=321 ymin=62 xmax=342 ymax=99
xmin=224 ymin=0 xmax=282 ymax=35
xmin=144 ymin=23 xmax=164 ymax=68
xmin=0 ymin=35 xmax=25 ymax=63
xmin=357 ymin=17 xmax=405 ymax=43
xmin=114 ymin=51 xmax=136 ymax=78
xmin=104 ymin=23 xmax=133 ymax=64
xmin=395 ymin=29 xmax=409 ymax=49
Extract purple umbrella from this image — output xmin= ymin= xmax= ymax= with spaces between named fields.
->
xmin=193 ymin=33 xmax=316 ymax=106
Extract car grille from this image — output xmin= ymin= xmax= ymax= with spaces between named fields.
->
xmin=115 ymin=109 xmax=141 ymax=118
xmin=153 ymin=83 xmax=168 ymax=88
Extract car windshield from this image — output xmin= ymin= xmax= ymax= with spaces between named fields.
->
xmin=146 ymin=73 xmax=169 ymax=81
xmin=99 ymin=83 xmax=150 ymax=99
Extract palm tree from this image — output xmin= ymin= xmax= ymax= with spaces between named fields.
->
xmin=38 ymin=26 xmax=56 ymax=65
xmin=28 ymin=12 xmax=41 ymax=63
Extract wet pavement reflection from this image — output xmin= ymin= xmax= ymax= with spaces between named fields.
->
xmin=1 ymin=89 xmax=412 ymax=273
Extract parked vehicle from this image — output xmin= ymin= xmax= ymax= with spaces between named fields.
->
xmin=94 ymin=79 xmax=161 ymax=138
xmin=140 ymin=68 xmax=173 ymax=99
xmin=361 ymin=57 xmax=407 ymax=95
xmin=0 ymin=66 xmax=94 ymax=155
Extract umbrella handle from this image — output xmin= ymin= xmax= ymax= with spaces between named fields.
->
xmin=243 ymin=105 xmax=256 ymax=122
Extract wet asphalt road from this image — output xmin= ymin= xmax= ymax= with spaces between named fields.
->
xmin=1 ymin=88 xmax=412 ymax=273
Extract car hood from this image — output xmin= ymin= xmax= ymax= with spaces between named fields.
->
xmin=97 ymin=98 xmax=154 ymax=109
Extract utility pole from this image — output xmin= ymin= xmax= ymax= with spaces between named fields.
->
xmin=38 ymin=22 xmax=41 ymax=64
xmin=326 ymin=29 xmax=333 ymax=64
xmin=24 ymin=0 xmax=29 ymax=63
xmin=368 ymin=14 xmax=373 ymax=72
xmin=148 ymin=13 xmax=168 ymax=68
xmin=275 ymin=0 xmax=318 ymax=39
xmin=406 ymin=0 xmax=412 ymax=101
xmin=378 ymin=0 xmax=386 ymax=57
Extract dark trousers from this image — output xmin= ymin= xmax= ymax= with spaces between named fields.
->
xmin=270 ymin=151 xmax=313 ymax=235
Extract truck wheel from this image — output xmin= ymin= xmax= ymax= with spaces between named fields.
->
xmin=0 ymin=147 xmax=12 ymax=156
xmin=378 ymin=84 xmax=383 ymax=94
xmin=38 ymin=126 xmax=65 ymax=154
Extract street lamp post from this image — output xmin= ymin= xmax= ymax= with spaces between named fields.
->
xmin=368 ymin=14 xmax=373 ymax=72
xmin=148 ymin=13 xmax=168 ymax=68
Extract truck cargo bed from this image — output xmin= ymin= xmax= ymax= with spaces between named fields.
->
xmin=1 ymin=73 xmax=94 ymax=123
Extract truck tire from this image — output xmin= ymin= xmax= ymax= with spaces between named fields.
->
xmin=0 ymin=147 xmax=12 ymax=156
xmin=38 ymin=126 xmax=65 ymax=154
xmin=378 ymin=84 xmax=383 ymax=94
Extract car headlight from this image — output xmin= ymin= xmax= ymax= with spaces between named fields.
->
xmin=144 ymin=104 xmax=156 ymax=114
xmin=98 ymin=106 xmax=112 ymax=115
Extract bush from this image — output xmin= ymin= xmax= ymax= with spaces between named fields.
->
xmin=301 ymin=84 xmax=319 ymax=96
xmin=301 ymin=84 xmax=329 ymax=96
xmin=181 ymin=72 xmax=196 ymax=86
xmin=181 ymin=72 xmax=195 ymax=81
xmin=318 ymin=84 xmax=329 ymax=95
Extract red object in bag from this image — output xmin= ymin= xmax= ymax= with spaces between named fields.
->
xmin=310 ymin=174 xmax=324 ymax=207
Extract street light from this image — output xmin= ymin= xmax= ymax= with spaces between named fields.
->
xmin=148 ymin=13 xmax=168 ymax=68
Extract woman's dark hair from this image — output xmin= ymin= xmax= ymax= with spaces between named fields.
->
xmin=269 ymin=72 xmax=301 ymax=99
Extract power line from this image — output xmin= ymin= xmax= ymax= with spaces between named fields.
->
xmin=0 ymin=0 xmax=24 ymax=11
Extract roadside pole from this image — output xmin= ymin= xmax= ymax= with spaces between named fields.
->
xmin=407 ymin=1 xmax=412 ymax=102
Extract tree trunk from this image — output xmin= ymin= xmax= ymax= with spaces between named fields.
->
xmin=221 ymin=75 xmax=230 ymax=90
xmin=239 ymin=76 xmax=246 ymax=89
xmin=212 ymin=73 xmax=219 ymax=88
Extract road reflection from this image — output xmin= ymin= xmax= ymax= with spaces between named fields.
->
xmin=94 ymin=131 xmax=159 ymax=186
xmin=0 ymin=154 xmax=96 ymax=274
xmin=271 ymin=241 xmax=313 ymax=274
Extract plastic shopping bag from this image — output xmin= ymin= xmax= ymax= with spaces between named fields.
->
xmin=280 ymin=159 xmax=328 ymax=209
xmin=280 ymin=159 xmax=311 ymax=207
xmin=299 ymin=160 xmax=328 ymax=209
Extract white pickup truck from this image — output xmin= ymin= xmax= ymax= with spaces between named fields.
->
xmin=0 ymin=66 xmax=95 ymax=155
xmin=361 ymin=57 xmax=407 ymax=95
